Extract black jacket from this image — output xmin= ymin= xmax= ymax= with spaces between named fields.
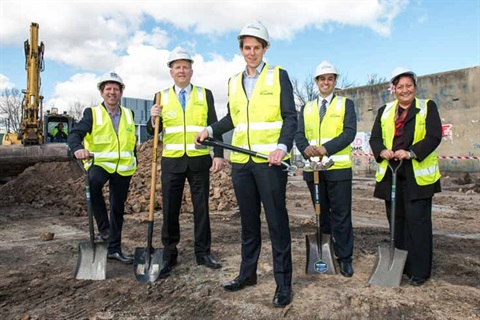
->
xmin=295 ymin=95 xmax=357 ymax=182
xmin=369 ymin=98 xmax=442 ymax=200
xmin=68 ymin=103 xmax=137 ymax=159
xmin=210 ymin=67 xmax=297 ymax=153
xmin=146 ymin=86 xmax=223 ymax=173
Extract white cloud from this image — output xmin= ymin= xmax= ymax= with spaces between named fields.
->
xmin=2 ymin=0 xmax=409 ymax=116
xmin=0 ymin=74 xmax=15 ymax=90
xmin=1 ymin=1 xmax=407 ymax=69
xmin=45 ymin=73 xmax=101 ymax=113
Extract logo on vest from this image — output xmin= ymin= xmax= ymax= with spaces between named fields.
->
xmin=163 ymin=110 xmax=177 ymax=119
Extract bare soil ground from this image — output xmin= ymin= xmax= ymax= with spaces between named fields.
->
xmin=0 ymin=148 xmax=479 ymax=320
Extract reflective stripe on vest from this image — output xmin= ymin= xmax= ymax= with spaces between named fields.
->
xmin=161 ymin=86 xmax=209 ymax=158
xmin=84 ymin=105 xmax=137 ymax=176
xmin=375 ymin=99 xmax=441 ymax=185
xmin=229 ymin=65 xmax=289 ymax=163
xmin=303 ymin=96 xmax=351 ymax=170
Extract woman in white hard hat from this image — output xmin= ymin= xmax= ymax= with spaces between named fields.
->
xmin=195 ymin=20 xmax=297 ymax=307
xmin=369 ymin=67 xmax=442 ymax=286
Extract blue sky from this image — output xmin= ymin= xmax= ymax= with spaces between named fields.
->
xmin=0 ymin=0 xmax=479 ymax=117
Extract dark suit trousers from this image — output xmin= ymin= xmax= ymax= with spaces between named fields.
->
xmin=161 ymin=168 xmax=211 ymax=259
xmin=385 ymin=176 xmax=433 ymax=279
xmin=232 ymin=160 xmax=292 ymax=290
xmin=89 ymin=165 xmax=132 ymax=254
xmin=307 ymin=177 xmax=353 ymax=262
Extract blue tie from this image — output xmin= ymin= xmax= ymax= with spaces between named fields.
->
xmin=179 ymin=89 xmax=186 ymax=110
xmin=320 ymin=99 xmax=327 ymax=123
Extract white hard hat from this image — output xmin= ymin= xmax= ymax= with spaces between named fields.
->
xmin=97 ymin=71 xmax=125 ymax=90
xmin=167 ymin=47 xmax=194 ymax=68
xmin=390 ymin=67 xmax=417 ymax=85
xmin=237 ymin=21 xmax=270 ymax=46
xmin=314 ymin=61 xmax=339 ymax=79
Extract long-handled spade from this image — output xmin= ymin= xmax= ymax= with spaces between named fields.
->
xmin=199 ymin=137 xmax=297 ymax=172
xmin=133 ymin=94 xmax=163 ymax=283
xmin=305 ymin=168 xmax=337 ymax=275
xmin=75 ymin=157 xmax=108 ymax=280
xmin=368 ymin=160 xmax=408 ymax=287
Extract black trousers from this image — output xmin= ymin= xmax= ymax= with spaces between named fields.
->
xmin=89 ymin=165 xmax=132 ymax=254
xmin=161 ymin=168 xmax=211 ymax=260
xmin=385 ymin=176 xmax=433 ymax=279
xmin=232 ymin=160 xmax=292 ymax=290
xmin=307 ymin=177 xmax=353 ymax=263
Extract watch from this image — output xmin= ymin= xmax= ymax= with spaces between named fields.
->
xmin=409 ymin=150 xmax=416 ymax=159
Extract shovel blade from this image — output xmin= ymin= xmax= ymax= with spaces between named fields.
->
xmin=133 ymin=247 xmax=163 ymax=283
xmin=74 ymin=241 xmax=108 ymax=280
xmin=305 ymin=233 xmax=337 ymax=275
xmin=368 ymin=246 xmax=408 ymax=288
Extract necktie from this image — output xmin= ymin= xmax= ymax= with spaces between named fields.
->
xmin=320 ymin=99 xmax=327 ymax=123
xmin=179 ymin=89 xmax=186 ymax=110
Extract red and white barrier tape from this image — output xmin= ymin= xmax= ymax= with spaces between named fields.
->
xmin=352 ymin=153 xmax=479 ymax=160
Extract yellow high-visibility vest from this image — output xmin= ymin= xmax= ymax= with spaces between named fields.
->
xmin=229 ymin=65 xmax=289 ymax=163
xmin=303 ymin=96 xmax=352 ymax=170
xmin=375 ymin=99 xmax=441 ymax=185
xmin=84 ymin=105 xmax=137 ymax=176
xmin=161 ymin=86 xmax=209 ymax=158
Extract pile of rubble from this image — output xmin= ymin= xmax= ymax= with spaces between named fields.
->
xmin=0 ymin=139 xmax=237 ymax=216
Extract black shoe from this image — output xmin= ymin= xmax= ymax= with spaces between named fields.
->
xmin=196 ymin=255 xmax=222 ymax=269
xmin=339 ymin=261 xmax=354 ymax=277
xmin=272 ymin=287 xmax=292 ymax=308
xmin=107 ymin=252 xmax=133 ymax=264
xmin=222 ymin=275 xmax=257 ymax=292
xmin=409 ymin=276 xmax=426 ymax=286
xmin=159 ymin=257 xmax=177 ymax=279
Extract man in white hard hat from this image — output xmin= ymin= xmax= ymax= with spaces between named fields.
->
xmin=195 ymin=21 xmax=297 ymax=307
xmin=295 ymin=61 xmax=357 ymax=277
xmin=68 ymin=71 xmax=137 ymax=264
xmin=147 ymin=47 xmax=224 ymax=278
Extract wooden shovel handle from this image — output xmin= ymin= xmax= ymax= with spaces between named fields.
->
xmin=148 ymin=92 xmax=161 ymax=222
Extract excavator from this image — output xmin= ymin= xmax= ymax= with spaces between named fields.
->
xmin=0 ymin=23 xmax=75 ymax=179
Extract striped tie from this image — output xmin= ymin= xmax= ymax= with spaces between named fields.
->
xmin=320 ymin=99 xmax=327 ymax=123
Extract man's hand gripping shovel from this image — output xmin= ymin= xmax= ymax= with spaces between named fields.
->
xmin=199 ymin=137 xmax=300 ymax=174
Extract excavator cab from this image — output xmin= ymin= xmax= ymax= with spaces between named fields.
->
xmin=44 ymin=108 xmax=76 ymax=143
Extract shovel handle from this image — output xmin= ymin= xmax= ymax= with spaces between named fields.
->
xmin=313 ymin=170 xmax=322 ymax=254
xmin=148 ymin=92 xmax=161 ymax=222
xmin=387 ymin=160 xmax=403 ymax=255
xmin=201 ymin=137 xmax=292 ymax=169
xmin=313 ymin=170 xmax=320 ymax=217
xmin=76 ymin=156 xmax=95 ymax=243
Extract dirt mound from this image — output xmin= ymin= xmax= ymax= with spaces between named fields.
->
xmin=0 ymin=140 xmax=237 ymax=215
xmin=2 ymin=140 xmax=479 ymax=215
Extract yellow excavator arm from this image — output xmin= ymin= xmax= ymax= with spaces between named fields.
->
xmin=20 ymin=22 xmax=45 ymax=145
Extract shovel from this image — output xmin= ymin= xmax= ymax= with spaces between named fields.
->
xmin=134 ymin=94 xmax=163 ymax=283
xmin=368 ymin=160 xmax=408 ymax=287
xmin=305 ymin=169 xmax=337 ymax=275
xmin=199 ymin=137 xmax=296 ymax=172
xmin=75 ymin=157 xmax=108 ymax=280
